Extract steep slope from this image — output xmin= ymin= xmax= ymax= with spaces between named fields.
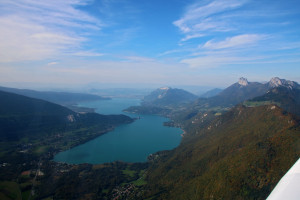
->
xmin=0 ymin=86 xmax=108 ymax=105
xmin=145 ymin=105 xmax=300 ymax=200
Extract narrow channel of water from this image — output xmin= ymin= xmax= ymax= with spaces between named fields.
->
xmin=54 ymin=98 xmax=182 ymax=164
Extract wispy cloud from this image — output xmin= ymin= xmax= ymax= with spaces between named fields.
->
xmin=121 ymin=56 xmax=155 ymax=63
xmin=180 ymin=33 xmax=205 ymax=42
xmin=47 ymin=62 xmax=58 ymax=66
xmin=171 ymin=0 xmax=300 ymax=70
xmin=71 ymin=51 xmax=104 ymax=57
xmin=173 ymin=0 xmax=248 ymax=41
xmin=181 ymin=56 xmax=239 ymax=69
xmin=202 ymin=34 xmax=265 ymax=50
xmin=0 ymin=0 xmax=101 ymax=62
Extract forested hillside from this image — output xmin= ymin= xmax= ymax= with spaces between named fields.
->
xmin=144 ymin=105 xmax=300 ymax=199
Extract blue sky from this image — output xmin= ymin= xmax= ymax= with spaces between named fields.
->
xmin=0 ymin=0 xmax=300 ymax=89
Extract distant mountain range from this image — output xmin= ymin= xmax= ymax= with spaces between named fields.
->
xmin=125 ymin=77 xmax=300 ymax=118
xmin=189 ymin=77 xmax=300 ymax=111
xmin=199 ymin=88 xmax=223 ymax=98
xmin=0 ymin=86 xmax=109 ymax=105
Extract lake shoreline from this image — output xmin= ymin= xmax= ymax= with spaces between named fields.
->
xmin=54 ymin=98 xmax=183 ymax=165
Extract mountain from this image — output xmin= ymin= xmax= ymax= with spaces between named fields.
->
xmin=145 ymin=105 xmax=300 ymax=199
xmin=193 ymin=77 xmax=300 ymax=111
xmin=245 ymin=86 xmax=300 ymax=117
xmin=124 ymin=87 xmax=198 ymax=115
xmin=199 ymin=88 xmax=223 ymax=98
xmin=125 ymin=77 xmax=298 ymax=117
xmin=268 ymin=77 xmax=300 ymax=89
xmin=194 ymin=78 xmax=269 ymax=109
xmin=0 ymin=86 xmax=109 ymax=105
xmin=0 ymin=90 xmax=132 ymax=141
xmin=142 ymin=87 xmax=198 ymax=107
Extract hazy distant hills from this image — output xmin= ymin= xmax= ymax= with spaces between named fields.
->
xmin=199 ymin=88 xmax=223 ymax=98
xmin=0 ymin=90 xmax=132 ymax=141
xmin=145 ymin=104 xmax=300 ymax=199
xmin=142 ymin=87 xmax=198 ymax=106
xmin=0 ymin=86 xmax=109 ymax=105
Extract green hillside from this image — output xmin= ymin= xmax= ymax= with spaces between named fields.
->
xmin=145 ymin=105 xmax=300 ymax=199
xmin=245 ymin=87 xmax=300 ymax=117
xmin=0 ymin=90 xmax=134 ymax=199
xmin=0 ymin=90 xmax=132 ymax=141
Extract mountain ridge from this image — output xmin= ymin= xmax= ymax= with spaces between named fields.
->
xmin=145 ymin=104 xmax=300 ymax=199
xmin=0 ymin=90 xmax=133 ymax=141
xmin=193 ymin=77 xmax=299 ymax=110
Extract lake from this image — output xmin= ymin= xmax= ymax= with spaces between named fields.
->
xmin=54 ymin=98 xmax=182 ymax=164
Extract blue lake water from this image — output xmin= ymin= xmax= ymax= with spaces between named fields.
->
xmin=54 ymin=98 xmax=182 ymax=164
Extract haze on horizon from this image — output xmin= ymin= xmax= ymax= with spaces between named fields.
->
xmin=0 ymin=0 xmax=300 ymax=89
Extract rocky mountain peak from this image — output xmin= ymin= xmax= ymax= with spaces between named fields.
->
xmin=269 ymin=77 xmax=298 ymax=89
xmin=238 ymin=77 xmax=249 ymax=86
xmin=269 ymin=77 xmax=283 ymax=87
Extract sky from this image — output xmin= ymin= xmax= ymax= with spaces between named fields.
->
xmin=0 ymin=0 xmax=300 ymax=89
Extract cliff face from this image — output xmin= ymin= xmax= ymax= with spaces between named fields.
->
xmin=268 ymin=77 xmax=300 ymax=89
xmin=238 ymin=77 xmax=249 ymax=86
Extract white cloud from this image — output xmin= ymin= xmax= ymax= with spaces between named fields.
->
xmin=181 ymin=56 xmax=239 ymax=69
xmin=122 ymin=56 xmax=155 ymax=63
xmin=71 ymin=51 xmax=105 ymax=57
xmin=47 ymin=62 xmax=58 ymax=66
xmin=180 ymin=33 xmax=205 ymax=42
xmin=0 ymin=0 xmax=101 ymax=62
xmin=202 ymin=34 xmax=265 ymax=49
xmin=173 ymin=0 xmax=247 ymax=36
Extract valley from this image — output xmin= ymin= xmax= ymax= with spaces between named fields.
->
xmin=0 ymin=77 xmax=299 ymax=199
